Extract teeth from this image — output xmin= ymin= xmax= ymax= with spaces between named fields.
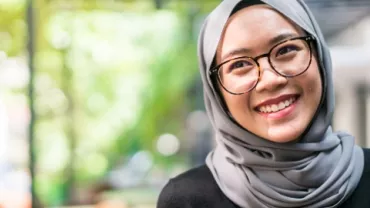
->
xmin=279 ymin=102 xmax=285 ymax=109
xmin=271 ymin=104 xmax=278 ymax=112
xmin=260 ymin=106 xmax=266 ymax=112
xmin=284 ymin=100 xmax=290 ymax=106
xmin=259 ymin=97 xmax=296 ymax=113
xmin=266 ymin=106 xmax=271 ymax=112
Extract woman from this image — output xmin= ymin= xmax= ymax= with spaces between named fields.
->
xmin=157 ymin=0 xmax=370 ymax=207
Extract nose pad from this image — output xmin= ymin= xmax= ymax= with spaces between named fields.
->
xmin=256 ymin=56 xmax=272 ymax=73
xmin=256 ymin=58 xmax=277 ymax=81
xmin=255 ymin=59 xmax=288 ymax=92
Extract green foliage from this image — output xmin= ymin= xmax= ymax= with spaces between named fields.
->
xmin=0 ymin=0 xmax=26 ymax=56
xmin=115 ymin=40 xmax=198 ymax=157
xmin=1 ymin=0 xmax=219 ymax=206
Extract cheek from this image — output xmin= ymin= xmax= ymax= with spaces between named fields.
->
xmin=310 ymin=62 xmax=322 ymax=95
xmin=301 ymin=61 xmax=323 ymax=107
xmin=223 ymin=93 xmax=243 ymax=112
xmin=222 ymin=90 xmax=253 ymax=119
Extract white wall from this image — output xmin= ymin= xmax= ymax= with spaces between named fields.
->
xmin=330 ymin=16 xmax=370 ymax=146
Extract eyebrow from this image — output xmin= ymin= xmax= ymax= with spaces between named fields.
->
xmin=220 ymin=32 xmax=297 ymax=61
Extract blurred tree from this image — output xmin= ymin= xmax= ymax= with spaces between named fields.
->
xmin=1 ymin=0 xmax=220 ymax=206
xmin=0 ymin=0 xmax=26 ymax=56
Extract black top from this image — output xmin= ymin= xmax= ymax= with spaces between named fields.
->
xmin=157 ymin=148 xmax=370 ymax=208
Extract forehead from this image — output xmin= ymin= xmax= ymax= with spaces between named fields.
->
xmin=227 ymin=4 xmax=302 ymax=33
xmin=217 ymin=5 xmax=304 ymax=56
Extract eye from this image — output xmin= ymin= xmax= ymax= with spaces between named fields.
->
xmin=229 ymin=60 xmax=253 ymax=70
xmin=276 ymin=45 xmax=300 ymax=57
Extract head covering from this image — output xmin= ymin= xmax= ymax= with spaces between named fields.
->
xmin=198 ymin=0 xmax=364 ymax=207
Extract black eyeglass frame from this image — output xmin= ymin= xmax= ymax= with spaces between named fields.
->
xmin=209 ymin=35 xmax=316 ymax=95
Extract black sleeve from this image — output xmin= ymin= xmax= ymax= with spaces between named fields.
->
xmin=156 ymin=165 xmax=234 ymax=208
xmin=157 ymin=179 xmax=193 ymax=208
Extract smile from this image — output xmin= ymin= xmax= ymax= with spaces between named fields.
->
xmin=255 ymin=94 xmax=300 ymax=114
xmin=259 ymin=97 xmax=296 ymax=113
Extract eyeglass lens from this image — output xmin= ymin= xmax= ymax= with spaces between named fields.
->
xmin=218 ymin=38 xmax=311 ymax=94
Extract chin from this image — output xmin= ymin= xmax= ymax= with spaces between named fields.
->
xmin=264 ymin=130 xmax=302 ymax=143
xmin=267 ymin=137 xmax=298 ymax=143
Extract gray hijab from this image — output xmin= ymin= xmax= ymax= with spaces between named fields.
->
xmin=198 ymin=0 xmax=364 ymax=207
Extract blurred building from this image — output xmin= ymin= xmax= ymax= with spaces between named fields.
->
xmin=305 ymin=0 xmax=370 ymax=146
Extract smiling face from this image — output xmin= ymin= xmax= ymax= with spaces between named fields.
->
xmin=215 ymin=5 xmax=322 ymax=143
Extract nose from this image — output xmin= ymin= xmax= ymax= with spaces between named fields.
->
xmin=254 ymin=57 xmax=288 ymax=92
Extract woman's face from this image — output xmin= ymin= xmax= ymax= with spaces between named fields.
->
xmin=216 ymin=5 xmax=322 ymax=143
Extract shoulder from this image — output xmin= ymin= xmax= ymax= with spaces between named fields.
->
xmin=359 ymin=148 xmax=370 ymax=178
xmin=353 ymin=148 xmax=370 ymax=186
xmin=340 ymin=148 xmax=370 ymax=207
xmin=357 ymin=148 xmax=370 ymax=186
xmin=360 ymin=148 xmax=370 ymax=176
xmin=157 ymin=164 xmax=234 ymax=208
xmin=169 ymin=164 xmax=217 ymax=187
xmin=363 ymin=148 xmax=370 ymax=164
xmin=156 ymin=165 xmax=214 ymax=207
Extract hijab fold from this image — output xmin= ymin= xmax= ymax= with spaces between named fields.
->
xmin=198 ymin=0 xmax=364 ymax=207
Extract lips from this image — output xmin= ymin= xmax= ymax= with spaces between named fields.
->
xmin=255 ymin=94 xmax=300 ymax=113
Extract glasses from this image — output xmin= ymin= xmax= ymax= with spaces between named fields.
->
xmin=210 ymin=36 xmax=315 ymax=95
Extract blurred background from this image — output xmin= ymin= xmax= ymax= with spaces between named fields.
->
xmin=0 ymin=0 xmax=370 ymax=207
